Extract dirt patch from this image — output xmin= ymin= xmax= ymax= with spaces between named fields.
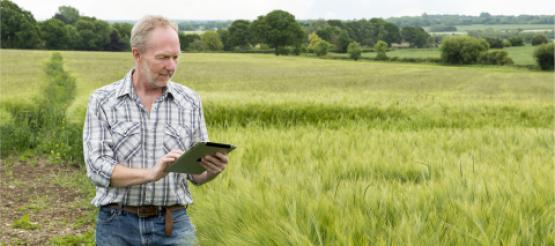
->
xmin=0 ymin=158 xmax=95 ymax=245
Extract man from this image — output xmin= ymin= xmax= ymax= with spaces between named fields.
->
xmin=83 ymin=15 xmax=228 ymax=245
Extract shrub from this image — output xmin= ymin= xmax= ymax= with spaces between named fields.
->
xmin=440 ymin=36 xmax=489 ymax=64
xmin=374 ymin=40 xmax=389 ymax=60
xmin=502 ymin=39 xmax=512 ymax=47
xmin=347 ymin=42 xmax=362 ymax=61
xmin=531 ymin=34 xmax=549 ymax=46
xmin=478 ymin=50 xmax=514 ymax=65
xmin=534 ymin=42 xmax=554 ymax=71
xmin=509 ymin=36 xmax=524 ymax=46
xmin=485 ymin=37 xmax=504 ymax=49
xmin=308 ymin=32 xmax=333 ymax=56
xmin=313 ymin=40 xmax=333 ymax=56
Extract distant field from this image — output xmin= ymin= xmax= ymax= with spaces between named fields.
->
xmin=454 ymin=24 xmax=554 ymax=32
xmin=331 ymin=45 xmax=538 ymax=66
xmin=0 ymin=49 xmax=553 ymax=244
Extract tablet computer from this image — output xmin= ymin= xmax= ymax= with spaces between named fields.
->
xmin=168 ymin=142 xmax=236 ymax=174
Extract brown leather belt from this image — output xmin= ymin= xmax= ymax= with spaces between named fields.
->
xmin=104 ymin=204 xmax=185 ymax=236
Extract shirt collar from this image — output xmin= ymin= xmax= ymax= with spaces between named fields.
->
xmin=116 ymin=69 xmax=176 ymax=100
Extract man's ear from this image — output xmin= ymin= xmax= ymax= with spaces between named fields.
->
xmin=132 ymin=47 xmax=141 ymax=61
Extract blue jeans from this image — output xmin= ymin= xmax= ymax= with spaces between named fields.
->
xmin=96 ymin=206 xmax=196 ymax=246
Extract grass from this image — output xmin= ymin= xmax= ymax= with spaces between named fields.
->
xmin=0 ymin=49 xmax=553 ymax=244
xmin=496 ymin=45 xmax=539 ymax=66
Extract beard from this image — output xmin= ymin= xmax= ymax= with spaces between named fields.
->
xmin=140 ymin=60 xmax=174 ymax=89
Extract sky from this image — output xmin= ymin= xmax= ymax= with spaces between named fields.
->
xmin=11 ymin=0 xmax=555 ymax=21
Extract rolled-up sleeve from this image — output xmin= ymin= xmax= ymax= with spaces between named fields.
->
xmin=83 ymin=94 xmax=117 ymax=188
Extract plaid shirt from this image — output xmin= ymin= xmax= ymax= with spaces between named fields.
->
xmin=83 ymin=69 xmax=208 ymax=207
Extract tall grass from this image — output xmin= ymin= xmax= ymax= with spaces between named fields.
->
xmin=0 ymin=53 xmax=82 ymax=163
xmin=192 ymin=126 xmax=554 ymax=245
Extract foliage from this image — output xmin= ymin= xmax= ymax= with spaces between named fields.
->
xmin=478 ymin=50 xmax=514 ymax=65
xmin=74 ymin=16 xmax=112 ymax=50
xmin=374 ymin=40 xmax=389 ymax=60
xmin=509 ymin=36 xmax=524 ymax=46
xmin=53 ymin=5 xmax=79 ymax=24
xmin=485 ymin=37 xmax=504 ymax=49
xmin=0 ymin=53 xmax=82 ymax=164
xmin=40 ymin=18 xmax=72 ymax=50
xmin=188 ymin=39 xmax=207 ymax=51
xmin=341 ymin=18 xmax=401 ymax=47
xmin=307 ymin=33 xmax=333 ymax=56
xmin=401 ymin=26 xmax=431 ymax=48
xmin=388 ymin=13 xmax=554 ymax=27
xmin=251 ymin=10 xmax=305 ymax=55
xmin=429 ymin=25 xmax=457 ymax=32
xmin=0 ymin=0 xmax=42 ymax=48
xmin=440 ymin=35 xmax=489 ymax=64
xmin=49 ymin=231 xmax=95 ymax=245
xmin=534 ymin=42 xmax=554 ymax=70
xmin=201 ymin=31 xmax=224 ymax=51
xmin=111 ymin=23 xmax=132 ymax=50
xmin=227 ymin=20 xmax=253 ymax=50
xmin=12 ymin=214 xmax=39 ymax=230
xmin=531 ymin=34 xmax=548 ymax=46
xmin=180 ymin=33 xmax=201 ymax=51
xmin=347 ymin=42 xmax=362 ymax=60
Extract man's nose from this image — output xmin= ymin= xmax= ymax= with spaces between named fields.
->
xmin=165 ymin=59 xmax=177 ymax=71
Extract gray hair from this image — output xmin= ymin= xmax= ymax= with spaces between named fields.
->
xmin=130 ymin=15 xmax=178 ymax=51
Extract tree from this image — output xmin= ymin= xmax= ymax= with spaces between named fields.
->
xmin=74 ymin=17 xmax=111 ymax=50
xmin=54 ymin=6 xmax=79 ymax=24
xmin=217 ymin=29 xmax=232 ymax=51
xmin=188 ymin=39 xmax=206 ymax=51
xmin=374 ymin=40 xmax=388 ymax=60
xmin=1 ymin=0 xmax=42 ymax=49
xmin=201 ymin=31 xmax=223 ymax=51
xmin=106 ymin=29 xmax=126 ymax=51
xmin=112 ymin=23 xmax=132 ymax=50
xmin=534 ymin=42 xmax=554 ymax=70
xmin=531 ymin=34 xmax=548 ymax=46
xmin=228 ymin=20 xmax=252 ymax=50
xmin=440 ymin=36 xmax=489 ymax=64
xmin=251 ymin=10 xmax=304 ymax=55
xmin=401 ymin=26 xmax=430 ymax=48
xmin=347 ymin=42 xmax=362 ymax=60
xmin=307 ymin=32 xmax=333 ymax=56
xmin=179 ymin=33 xmax=201 ymax=51
xmin=40 ymin=18 xmax=70 ymax=50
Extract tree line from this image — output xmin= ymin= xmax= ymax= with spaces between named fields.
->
xmin=1 ymin=0 xmax=430 ymax=53
xmin=1 ymin=0 xmax=132 ymax=51
xmin=388 ymin=13 xmax=554 ymax=27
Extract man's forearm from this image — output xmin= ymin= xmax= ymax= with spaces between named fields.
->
xmin=191 ymin=171 xmax=219 ymax=185
xmin=110 ymin=164 xmax=153 ymax=187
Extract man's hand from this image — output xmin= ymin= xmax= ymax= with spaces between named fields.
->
xmin=200 ymin=152 xmax=229 ymax=177
xmin=148 ymin=149 xmax=183 ymax=182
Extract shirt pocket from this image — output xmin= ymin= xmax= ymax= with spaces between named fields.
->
xmin=111 ymin=121 xmax=141 ymax=162
xmin=163 ymin=123 xmax=191 ymax=153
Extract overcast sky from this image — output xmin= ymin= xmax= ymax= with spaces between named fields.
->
xmin=12 ymin=0 xmax=555 ymax=21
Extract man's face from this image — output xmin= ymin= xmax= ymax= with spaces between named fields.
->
xmin=136 ymin=27 xmax=181 ymax=89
